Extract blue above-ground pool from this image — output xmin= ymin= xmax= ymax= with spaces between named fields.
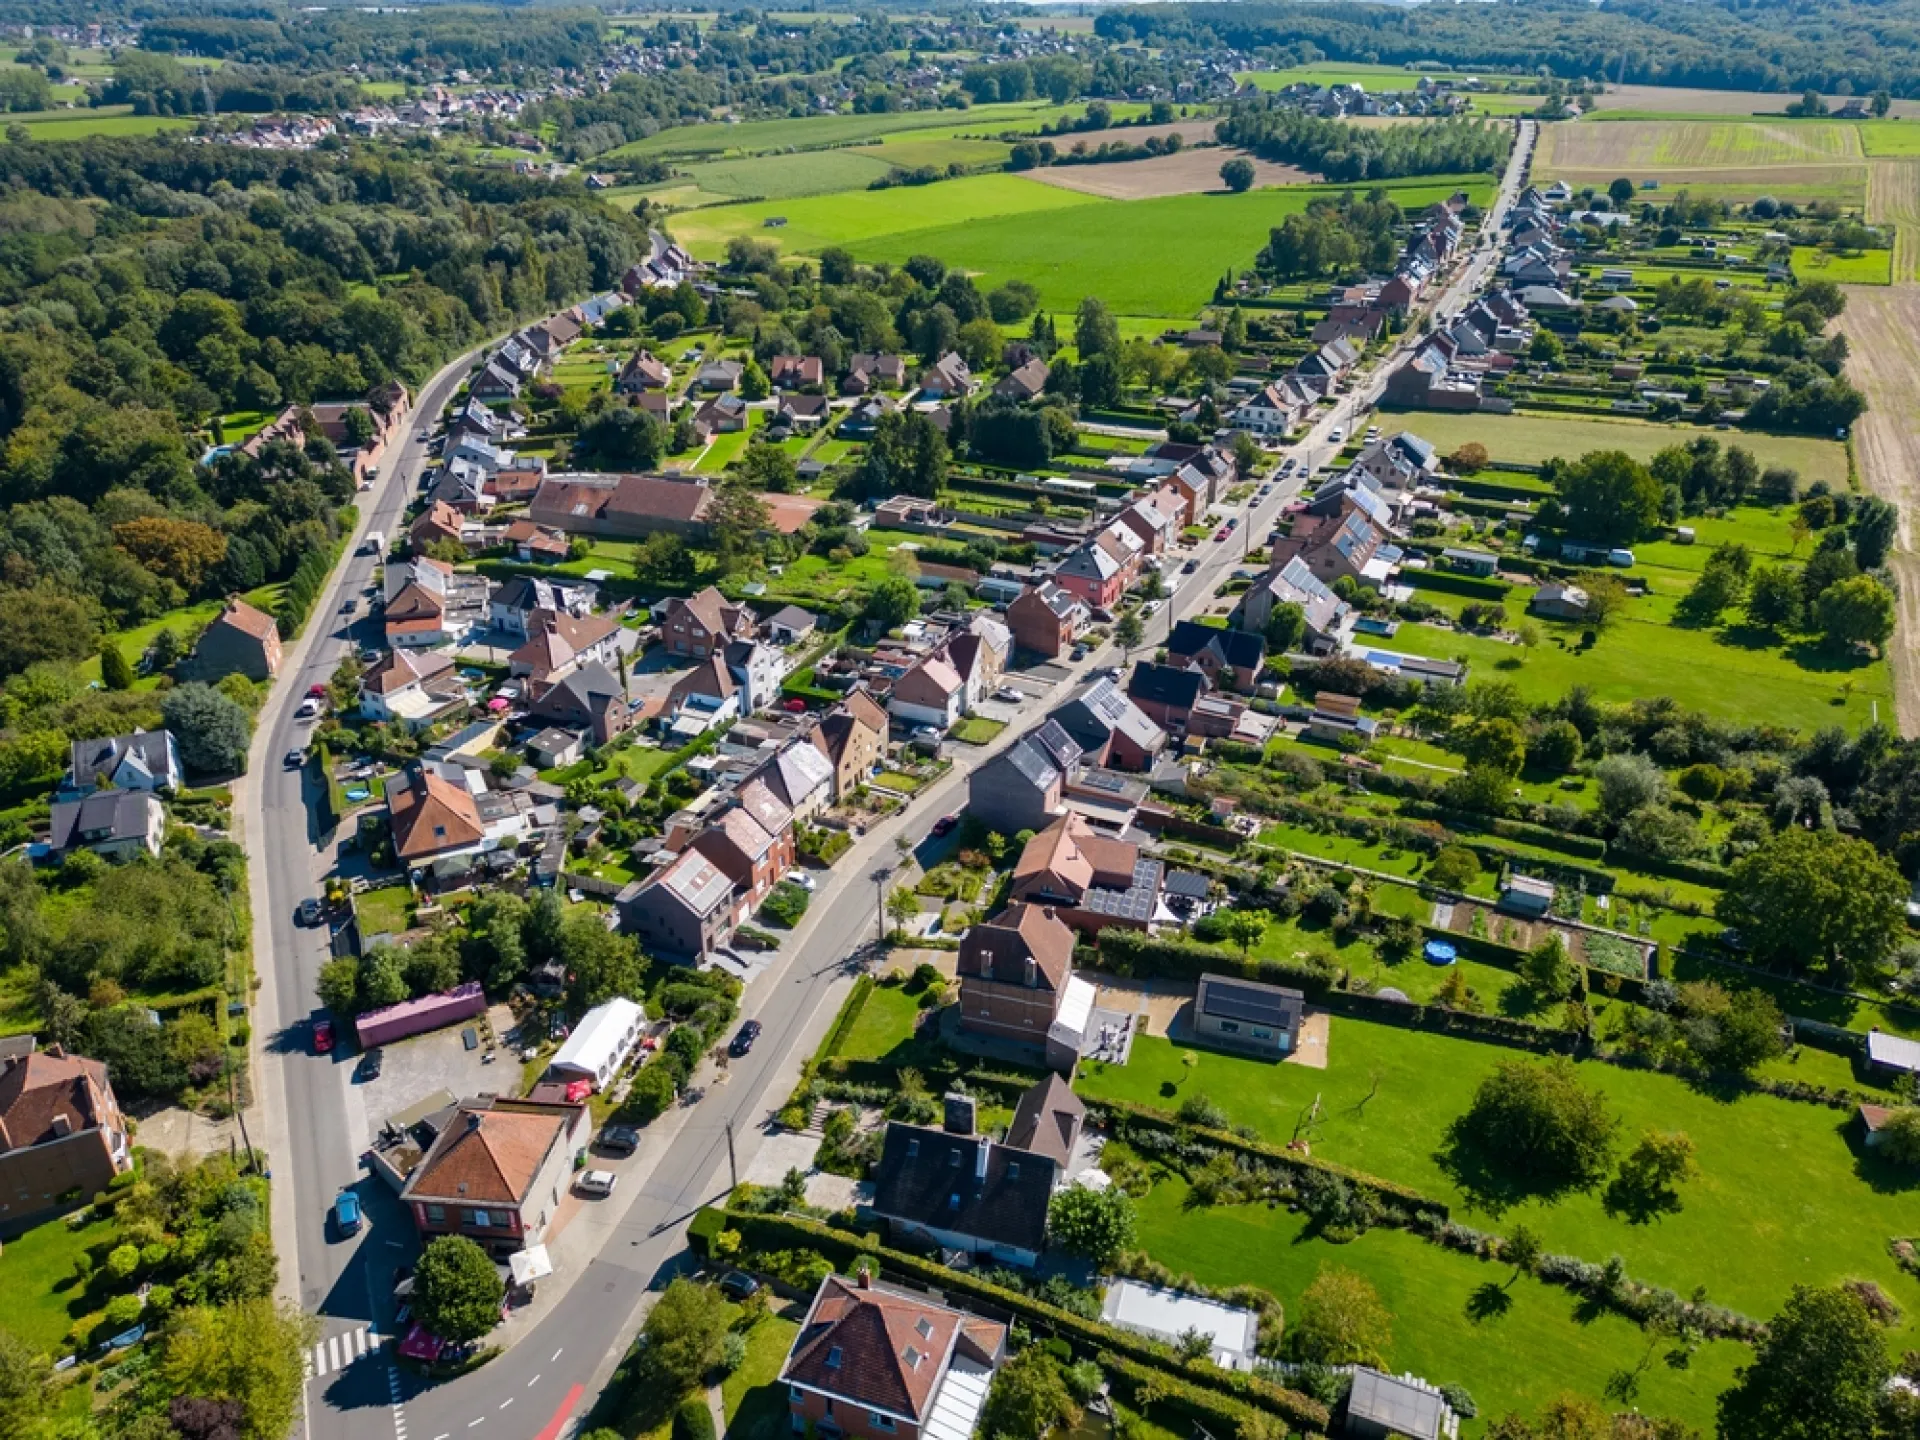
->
xmin=1423 ymin=939 xmax=1458 ymax=966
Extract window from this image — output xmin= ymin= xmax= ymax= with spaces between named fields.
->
xmin=789 ymin=1387 xmax=805 ymax=1406
xmin=1007 ymin=1163 xmax=1020 ymax=1179
xmin=825 ymin=1347 xmax=842 ymax=1370
xmin=906 ymin=1139 xmax=919 ymax=1158
xmin=468 ymin=1209 xmax=490 ymax=1227
xmin=948 ymin=1193 xmax=961 ymax=1210
xmin=1218 ymin=1020 xmax=1240 ymax=1034
xmin=425 ymin=1204 xmax=445 ymax=1223
xmin=1252 ymin=1027 xmax=1272 ymax=1040
xmin=869 ymin=1414 xmax=896 ymax=1433
xmin=947 ymin=1149 xmax=960 ymax=1166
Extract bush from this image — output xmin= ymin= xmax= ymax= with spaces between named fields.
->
xmin=672 ymin=1395 xmax=716 ymax=1440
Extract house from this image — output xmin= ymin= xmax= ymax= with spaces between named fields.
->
xmin=509 ymin=612 xmax=625 ymax=690
xmin=658 ymin=585 xmax=755 ymax=659
xmin=1116 ymin=490 xmax=1182 ymax=556
xmin=491 ymin=575 xmax=596 ymax=639
xmin=386 ymin=764 xmax=486 ymax=866
xmin=812 ymin=690 xmax=889 ymax=800
xmin=967 ymin=720 xmax=1082 ymax=835
xmin=1343 ymin=1367 xmax=1458 ymax=1440
xmin=525 ymin=728 xmax=584 ymax=769
xmin=1237 ymin=555 xmax=1351 ymax=653
xmin=947 ymin=617 xmax=1009 ymax=711
xmin=0 ymin=1045 xmax=131 ymax=1226
xmin=776 ymin=394 xmax=832 ymax=431
xmin=1011 ymin=814 xmax=1162 ymax=936
xmin=765 ymin=605 xmax=817 ymax=644
xmin=617 ymin=847 xmax=740 ymax=967
xmin=692 ymin=394 xmax=748 ymax=440
xmin=469 ymin=359 xmax=522 ymax=401
xmin=1166 ymin=621 xmax=1266 ymax=693
xmin=843 ymin=353 xmax=907 ymax=393
xmin=384 ymin=557 xmax=491 ymax=650
xmin=1531 ymin=581 xmax=1590 ymax=620
xmin=889 ymin=655 xmax=965 ymax=732
xmin=359 ymin=648 xmax=466 ymax=730
xmin=1192 ymin=973 xmax=1305 ymax=1059
xmin=530 ymin=473 xmax=714 ymax=541
xmin=1127 ymin=662 xmax=1212 ymax=739
xmin=839 ymin=394 xmax=897 ymax=438
xmin=613 ymin=349 xmax=672 ymax=393
xmin=1499 ymin=874 xmax=1556 ymax=917
xmin=1006 ymin=582 xmax=1089 ymax=659
xmin=399 ymin=1096 xmax=587 ymax=1258
xmin=547 ymin=997 xmax=646 ymax=1090
xmin=1050 ymin=541 xmax=1126 ymax=612
xmin=1230 ymin=377 xmax=1316 ymax=437
xmin=1004 ymin=1072 xmax=1085 ymax=1170
xmin=993 ymin=357 xmax=1049 ymax=401
xmin=1100 ymin=1280 xmax=1259 ymax=1371
xmin=1306 ymin=692 xmax=1376 ymax=745
xmin=779 ymin=1272 xmax=1006 ymax=1440
xmin=919 ymin=351 xmax=974 ymax=399
xmin=956 ymin=901 xmax=1077 ymax=1055
xmin=747 ymin=738 xmax=835 ymax=826
xmin=180 ymin=596 xmax=282 ymax=682
xmin=528 ymin=661 xmax=632 ymax=745
xmin=63 ymin=730 xmax=181 ymax=797
xmin=450 ymin=398 xmax=501 ymax=441
xmin=870 ymin=1120 xmax=1056 ymax=1268
xmin=770 ymin=355 xmax=825 ymax=390
xmin=1047 ymin=679 xmax=1166 ymax=772
xmin=409 ymin=500 xmax=468 ymax=554
xmin=47 ymin=790 xmax=166 ymax=861
xmin=691 ymin=805 xmax=793 ymax=911
xmin=694 ymin=359 xmax=743 ymax=392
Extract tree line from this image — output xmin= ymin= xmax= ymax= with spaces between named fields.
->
xmin=1215 ymin=104 xmax=1510 ymax=183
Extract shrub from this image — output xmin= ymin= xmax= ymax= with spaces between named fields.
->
xmin=672 ymin=1395 xmax=717 ymax=1440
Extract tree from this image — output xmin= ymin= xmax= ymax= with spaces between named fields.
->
xmin=983 ymin=1348 xmax=1080 ymax=1438
xmin=1047 ymin=1183 xmax=1136 ymax=1267
xmin=413 ymin=1235 xmax=504 ymax=1346
xmin=1556 ymin=450 xmax=1664 ymax=544
xmin=100 ymin=641 xmax=133 ymax=692
xmin=1579 ymin=574 xmax=1630 ymax=631
xmin=708 ymin=481 xmax=771 ymax=578
xmin=736 ymin=443 xmax=796 ymax=494
xmin=1288 ymin=1265 xmax=1393 ymax=1367
xmin=1529 ymin=720 xmax=1582 ymax=772
xmin=738 ymin=359 xmax=769 ymax=401
xmin=1264 ymin=601 xmax=1306 ymax=654
xmin=1427 ymin=845 xmax=1481 ymax=891
xmin=1717 ymin=1285 xmax=1891 ymax=1440
xmin=1219 ymin=156 xmax=1257 ymax=192
xmin=886 ymin=885 xmax=919 ymax=933
xmin=865 ymin=574 xmax=919 ymax=632
xmin=161 ymin=1299 xmax=316 ymax=1440
xmin=1450 ymin=1057 xmax=1619 ymax=1190
xmin=1115 ymin=612 xmax=1144 ymax=652
xmin=1606 ymin=1130 xmax=1697 ymax=1219
xmin=1461 ymin=718 xmax=1527 ymax=777
xmin=1217 ymin=908 xmax=1268 ymax=957
xmin=1815 ymin=574 xmax=1895 ymax=653
xmin=1608 ymin=177 xmax=1637 ymax=207
xmin=574 ymin=405 xmax=663 ymax=471
xmin=164 ymin=683 xmax=251 ymax=776
xmin=1594 ymin=752 xmax=1667 ymax=823
xmin=642 ymin=1279 xmax=733 ymax=1394
xmin=1872 ymin=89 xmax=1895 ymax=118
xmin=1719 ymin=828 xmax=1907 ymax=984
xmin=1876 ymin=1107 xmax=1920 ymax=1166
xmin=1521 ymin=935 xmax=1574 ymax=997
xmin=1745 ymin=564 xmax=1803 ymax=632
xmin=1450 ymin=442 xmax=1490 ymax=474
xmin=1074 ymin=296 xmax=1120 ymax=359
xmin=1502 ymin=1224 xmax=1542 ymax=1287
xmin=1852 ymin=495 xmax=1898 ymax=570
xmin=0 ymin=1326 xmax=50 ymax=1440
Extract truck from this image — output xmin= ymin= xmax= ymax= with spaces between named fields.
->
xmin=362 ymin=531 xmax=384 ymax=556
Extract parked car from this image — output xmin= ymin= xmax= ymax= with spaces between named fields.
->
xmin=295 ymin=897 xmax=325 ymax=927
xmin=312 ymin=1018 xmax=335 ymax=1054
xmin=993 ymin=685 xmax=1024 ymax=703
xmin=600 ymin=1125 xmax=641 ymax=1155
xmin=783 ymin=698 xmax=808 ymax=713
xmin=788 ymin=871 xmax=816 ymax=892
xmin=718 ymin=1272 xmax=760 ymax=1300
xmin=576 ymin=1170 xmax=617 ymax=1197
xmin=296 ymin=698 xmax=322 ymax=721
xmin=931 ymin=813 xmax=960 ymax=838
xmin=1183 ymin=558 xmax=1199 ymax=573
xmin=1070 ymin=644 xmax=1089 ymax=661
xmin=729 ymin=1020 xmax=762 ymax=1056
xmin=307 ymin=683 xmax=328 ymax=699
xmin=911 ymin=725 xmax=944 ymax=746
xmin=285 ymin=749 xmax=306 ymax=769
xmin=1329 ymin=426 xmax=1346 ymax=443
xmin=1213 ymin=527 xmax=1230 ymax=541
xmin=333 ymin=1191 xmax=362 ymax=1237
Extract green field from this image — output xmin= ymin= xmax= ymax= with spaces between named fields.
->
xmin=1132 ymin=1179 xmax=1744 ymax=1435
xmin=18 ymin=111 xmax=194 ymax=140
xmin=1790 ymin=243 xmax=1894 ymax=283
xmin=1861 ymin=120 xmax=1920 ymax=156
xmin=835 ymin=981 xmax=923 ymax=1062
xmin=675 ymin=174 xmax=1494 ymax=317
xmin=851 ymin=136 xmax=1013 ymax=169
xmin=611 ymin=99 xmax=1140 ymax=160
xmin=1080 ymin=1028 xmax=1918 ymax=1329
xmin=0 ymin=1211 xmax=96 ymax=1352
xmin=1390 ymin=411 xmax=1850 ymax=487
xmin=684 ymin=149 xmax=898 ymax=200
xmin=1236 ymin=64 xmax=1492 ymax=90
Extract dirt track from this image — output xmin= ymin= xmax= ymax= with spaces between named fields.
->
xmin=1839 ymin=283 xmax=1920 ymax=731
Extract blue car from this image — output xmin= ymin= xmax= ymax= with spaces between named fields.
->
xmin=334 ymin=1191 xmax=363 ymax=1237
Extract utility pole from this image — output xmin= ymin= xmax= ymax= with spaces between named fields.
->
xmin=724 ymin=1115 xmax=738 ymax=1190
xmin=870 ymin=864 xmax=895 ymax=945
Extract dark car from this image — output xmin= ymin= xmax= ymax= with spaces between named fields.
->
xmin=729 ymin=1020 xmax=762 ymax=1057
xmin=295 ymin=898 xmax=325 ymax=927
xmin=930 ymin=813 xmax=959 ymax=838
xmin=357 ymin=1048 xmax=383 ymax=1081
xmin=718 ymin=1271 xmax=760 ymax=1300
xmin=284 ymin=749 xmax=305 ymax=769
xmin=601 ymin=1125 xmax=641 ymax=1154
xmin=1070 ymin=644 xmax=1089 ymax=661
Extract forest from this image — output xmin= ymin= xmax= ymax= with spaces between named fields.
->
xmin=1103 ymin=0 xmax=1920 ymax=98
xmin=1216 ymin=105 xmax=1512 ymax=183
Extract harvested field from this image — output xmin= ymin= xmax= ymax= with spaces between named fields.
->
xmin=1023 ymin=147 xmax=1311 ymax=199
xmin=848 ymin=137 xmax=1010 ymax=170
xmin=1594 ymin=83 xmax=1920 ymax=119
xmin=1869 ymin=159 xmax=1920 ymax=280
xmin=1539 ymin=118 xmax=1862 ymax=170
xmin=1838 ymin=282 xmax=1920 ymax=733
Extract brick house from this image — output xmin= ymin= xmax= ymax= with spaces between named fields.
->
xmin=812 ymin=690 xmax=888 ymax=800
xmin=1050 ymin=540 xmax=1125 ymax=612
xmin=399 ymin=1097 xmax=587 ymax=1257
xmin=780 ymin=1271 xmax=1006 ymax=1440
xmin=181 ymin=596 xmax=282 ymax=682
xmin=888 ymin=655 xmax=965 ymax=732
xmin=1046 ymin=679 xmax=1166 ymax=771
xmin=1166 ymin=620 xmax=1267 ymax=693
xmin=966 ymin=720 xmax=1081 ymax=836
xmin=955 ymin=902 xmax=1076 ymax=1048
xmin=1006 ymin=582 xmax=1088 ymax=659
xmin=617 ymin=847 xmax=739 ymax=966
xmin=690 ymin=806 xmax=792 ymax=912
xmin=0 ymin=1044 xmax=132 ymax=1226
xmin=658 ymin=586 xmax=755 ymax=659
xmin=529 ymin=473 xmax=715 ymax=541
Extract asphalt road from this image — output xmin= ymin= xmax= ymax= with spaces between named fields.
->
xmin=261 ymin=116 xmax=1537 ymax=1440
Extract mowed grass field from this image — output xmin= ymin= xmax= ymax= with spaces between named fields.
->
xmin=13 ymin=107 xmax=195 ymax=141
xmin=609 ymin=99 xmax=1147 ymax=160
xmin=1080 ymin=1030 xmax=1919 ymax=1332
xmin=673 ymin=174 xmax=1492 ymax=316
xmin=683 ymin=149 xmax=898 ymax=199
xmin=1790 ymin=242 xmax=1893 ymax=283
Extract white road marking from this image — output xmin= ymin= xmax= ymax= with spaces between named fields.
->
xmin=499 ymin=1399 xmax=514 ymax=1410
xmin=551 ymin=1347 xmax=564 ymax=1362
xmin=527 ymin=1375 xmax=541 ymax=1387
xmin=468 ymin=1420 xmax=485 ymax=1429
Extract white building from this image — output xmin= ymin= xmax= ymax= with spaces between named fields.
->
xmin=1099 ymin=1279 xmax=1259 ymax=1370
xmin=547 ymin=997 xmax=648 ymax=1090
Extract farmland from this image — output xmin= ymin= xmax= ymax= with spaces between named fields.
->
xmin=1025 ymin=148 xmax=1311 ymax=200
xmin=681 ymin=150 xmax=898 ymax=200
xmin=607 ymin=98 xmax=1151 ymax=160
xmin=14 ymin=108 xmax=196 ymax=141
xmin=1534 ymin=117 xmax=1868 ymax=202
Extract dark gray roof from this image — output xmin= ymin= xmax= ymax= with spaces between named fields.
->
xmin=1048 ymin=679 xmax=1166 ymax=758
xmin=1004 ymin=1074 xmax=1084 ymax=1168
xmin=48 ymin=789 xmax=159 ymax=851
xmin=1346 ymin=1368 xmax=1447 ymax=1440
xmin=69 ymin=730 xmax=173 ymax=789
xmin=1164 ymin=870 xmax=1211 ymax=900
xmin=1128 ymin=662 xmax=1206 ymax=710
xmin=1167 ymin=621 xmax=1265 ymax=673
xmin=871 ymin=1123 xmax=1056 ymax=1254
xmin=1197 ymin=972 xmax=1304 ymax=1030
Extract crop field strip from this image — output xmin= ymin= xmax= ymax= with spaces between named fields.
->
xmin=606 ymin=98 xmax=1152 ymax=160
xmin=1535 ymin=117 xmax=1871 ymax=204
xmin=1868 ymin=157 xmax=1920 ymax=280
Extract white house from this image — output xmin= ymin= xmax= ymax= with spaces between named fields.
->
xmin=358 ymin=648 xmax=465 ymax=729
xmin=724 ymin=639 xmax=791 ymax=716
xmin=888 ymin=655 xmax=965 ymax=732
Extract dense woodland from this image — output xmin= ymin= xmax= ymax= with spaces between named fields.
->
xmin=1103 ymin=0 xmax=1920 ymax=99
xmin=1216 ymin=104 xmax=1511 ymax=183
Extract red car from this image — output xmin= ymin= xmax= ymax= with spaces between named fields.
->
xmin=783 ymin=698 xmax=808 ymax=713
xmin=307 ymin=683 xmax=328 ymax=699
xmin=312 ymin=1019 xmax=335 ymax=1054
xmin=931 ymin=813 xmax=960 ymax=838
xmin=1213 ymin=527 xmax=1231 ymax=541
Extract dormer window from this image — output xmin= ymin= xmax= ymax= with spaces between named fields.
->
xmin=826 ymin=1347 xmax=843 ymax=1369
xmin=906 ymin=1139 xmax=919 ymax=1158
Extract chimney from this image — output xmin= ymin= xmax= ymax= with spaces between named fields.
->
xmin=465 ymin=1110 xmax=483 ymax=1131
xmin=942 ymin=1094 xmax=976 ymax=1137
xmin=50 ymin=1114 xmax=72 ymax=1138
xmin=975 ymin=1136 xmax=991 ymax=1181
xmin=857 ymin=1267 xmax=874 ymax=1291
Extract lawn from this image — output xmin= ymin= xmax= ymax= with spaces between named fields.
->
xmin=950 ymin=715 xmax=1006 ymax=744
xmin=694 ymin=421 xmax=756 ymax=474
xmin=720 ymin=1314 xmax=801 ymax=1440
xmin=871 ymin=771 xmax=924 ymax=793
xmin=1078 ymin=1028 xmax=1919 ymax=1330
xmin=834 ymin=981 xmax=925 ymax=1063
xmin=1131 ymin=1177 xmax=1744 ymax=1435
xmin=0 ymin=1211 xmax=99 ymax=1353
xmin=1386 ymin=411 xmax=1850 ymax=488
xmin=356 ymin=884 xmax=414 ymax=938
xmin=1790 ymin=243 xmax=1893 ymax=283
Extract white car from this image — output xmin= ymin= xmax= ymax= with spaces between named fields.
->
xmin=994 ymin=686 xmax=1024 ymax=703
xmin=577 ymin=1170 xmax=617 ymax=1197
xmin=1141 ymin=600 xmax=1162 ymax=617
xmin=295 ymin=698 xmax=322 ymax=721
xmin=788 ymin=872 xmax=817 ymax=892
xmin=1329 ymin=427 xmax=1346 ymax=443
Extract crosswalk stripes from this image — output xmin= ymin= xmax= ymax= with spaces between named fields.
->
xmin=305 ymin=1326 xmax=386 ymax=1379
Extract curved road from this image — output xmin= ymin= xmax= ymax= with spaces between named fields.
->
xmin=246 ymin=118 xmax=1534 ymax=1440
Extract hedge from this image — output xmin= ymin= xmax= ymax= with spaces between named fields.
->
xmin=1604 ymin=848 xmax=1731 ymax=888
xmin=1404 ymin=569 xmax=1514 ymax=602
xmin=1099 ymin=1352 xmax=1284 ymax=1440
xmin=1093 ymin=928 xmax=1338 ymax=997
xmin=1398 ymin=801 xmax=1610 ymax=863
xmin=672 ymin=1396 xmax=715 ymax=1440
xmin=815 ymin=975 xmax=874 ymax=1063
xmin=709 ymin=1210 xmax=1330 ymax=1434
